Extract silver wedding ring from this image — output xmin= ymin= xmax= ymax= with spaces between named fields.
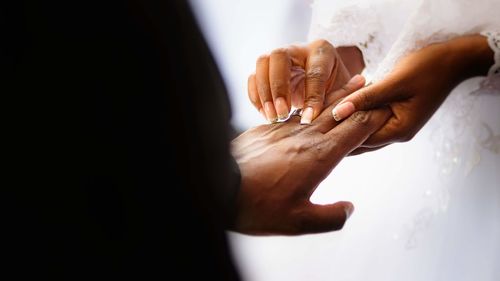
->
xmin=290 ymin=108 xmax=303 ymax=117
xmin=275 ymin=108 xmax=302 ymax=123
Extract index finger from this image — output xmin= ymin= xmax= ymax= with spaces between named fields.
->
xmin=308 ymin=74 xmax=366 ymax=134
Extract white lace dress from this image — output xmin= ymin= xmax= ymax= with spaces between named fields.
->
xmin=232 ymin=1 xmax=500 ymax=280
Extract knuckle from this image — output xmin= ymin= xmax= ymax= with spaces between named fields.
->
xmin=305 ymin=94 xmax=323 ymax=105
xmin=292 ymin=135 xmax=330 ymax=162
xmin=313 ymin=141 xmax=333 ymax=162
xmin=271 ymin=79 xmax=289 ymax=94
xmin=258 ymin=84 xmax=271 ymax=97
xmin=315 ymin=39 xmax=335 ymax=50
xmin=359 ymin=90 xmax=374 ymax=108
xmin=270 ymin=48 xmax=289 ymax=57
xmin=256 ymin=54 xmax=269 ymax=64
xmin=314 ymin=40 xmax=335 ymax=56
xmin=348 ymin=111 xmax=370 ymax=126
xmin=349 ymin=111 xmax=370 ymax=125
xmin=306 ymin=66 xmax=327 ymax=82
xmin=287 ymin=138 xmax=312 ymax=155
xmin=389 ymin=118 xmax=415 ymax=143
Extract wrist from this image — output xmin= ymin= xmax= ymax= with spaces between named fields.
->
xmin=446 ymin=35 xmax=495 ymax=81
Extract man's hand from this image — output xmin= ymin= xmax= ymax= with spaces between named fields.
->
xmin=231 ymin=76 xmax=390 ymax=235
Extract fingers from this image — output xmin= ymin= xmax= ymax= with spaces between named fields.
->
xmin=359 ymin=122 xmax=400 ymax=148
xmin=251 ymin=41 xmax=340 ymax=124
xmin=269 ymin=48 xmax=292 ymax=120
xmin=346 ymin=117 xmax=405 ymax=156
xmin=311 ymin=74 xmax=366 ymax=134
xmin=362 ymin=114 xmax=418 ymax=145
xmin=348 ymin=117 xmax=413 ymax=155
xmin=296 ymin=201 xmax=354 ymax=234
xmin=256 ymin=55 xmax=277 ymax=122
xmin=325 ymin=107 xmax=392 ymax=158
xmin=248 ymin=74 xmax=265 ymax=118
xmin=301 ymin=39 xmax=338 ymax=124
xmin=325 ymin=74 xmax=366 ymax=106
xmin=331 ymin=77 xmax=403 ymax=121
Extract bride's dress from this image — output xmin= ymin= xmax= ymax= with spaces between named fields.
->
xmin=231 ymin=0 xmax=500 ymax=280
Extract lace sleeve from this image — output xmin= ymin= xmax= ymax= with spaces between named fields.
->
xmin=481 ymin=31 xmax=500 ymax=76
xmin=309 ymin=0 xmax=500 ymax=84
xmin=371 ymin=0 xmax=500 ymax=82
xmin=308 ymin=0 xmax=419 ymax=79
xmin=475 ymin=31 xmax=500 ymax=93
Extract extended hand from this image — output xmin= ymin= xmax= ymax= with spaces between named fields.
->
xmin=231 ymin=77 xmax=390 ymax=235
xmin=331 ymin=35 xmax=494 ymax=155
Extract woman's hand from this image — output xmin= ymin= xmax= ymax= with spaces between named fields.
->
xmin=331 ymin=35 xmax=494 ymax=155
xmin=232 ymin=77 xmax=391 ymax=235
xmin=248 ymin=39 xmax=364 ymax=124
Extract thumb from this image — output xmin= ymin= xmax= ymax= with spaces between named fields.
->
xmin=331 ymin=78 xmax=399 ymax=121
xmin=297 ymin=201 xmax=354 ymax=234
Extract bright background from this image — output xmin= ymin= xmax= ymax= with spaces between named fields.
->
xmin=188 ymin=1 xmax=433 ymax=281
xmin=189 ymin=0 xmax=312 ymax=131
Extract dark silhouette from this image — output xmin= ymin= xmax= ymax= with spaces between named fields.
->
xmin=4 ymin=1 xmax=241 ymax=279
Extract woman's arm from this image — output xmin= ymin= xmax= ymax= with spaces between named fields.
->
xmin=449 ymin=35 xmax=495 ymax=80
xmin=330 ymin=35 xmax=495 ymax=154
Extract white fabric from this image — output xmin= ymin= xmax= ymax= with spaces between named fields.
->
xmin=309 ymin=0 xmax=500 ymax=82
xmin=482 ymin=31 xmax=500 ymax=76
xmin=231 ymin=1 xmax=500 ymax=280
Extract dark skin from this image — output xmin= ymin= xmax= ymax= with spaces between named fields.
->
xmin=333 ymin=35 xmax=494 ymax=154
xmin=247 ymin=40 xmax=358 ymax=124
xmin=232 ymin=76 xmax=391 ymax=235
xmin=236 ymin=35 xmax=494 ymax=235
xmin=249 ymin=35 xmax=494 ymax=155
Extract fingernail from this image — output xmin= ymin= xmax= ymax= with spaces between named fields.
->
xmin=300 ymin=107 xmax=314 ymax=125
xmin=332 ymin=101 xmax=355 ymax=121
xmin=348 ymin=74 xmax=364 ymax=86
xmin=275 ymin=97 xmax=289 ymax=121
xmin=344 ymin=203 xmax=355 ymax=220
xmin=264 ymin=101 xmax=278 ymax=123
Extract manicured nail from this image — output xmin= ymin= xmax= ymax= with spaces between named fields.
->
xmin=264 ymin=101 xmax=278 ymax=123
xmin=348 ymin=74 xmax=364 ymax=86
xmin=275 ymin=97 xmax=289 ymax=121
xmin=300 ymin=107 xmax=314 ymax=125
xmin=332 ymin=101 xmax=355 ymax=121
xmin=344 ymin=203 xmax=354 ymax=220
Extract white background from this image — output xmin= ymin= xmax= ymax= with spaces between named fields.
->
xmin=187 ymin=1 xmax=500 ymax=281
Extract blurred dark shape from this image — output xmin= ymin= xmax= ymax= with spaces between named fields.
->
xmin=3 ymin=1 xmax=241 ymax=279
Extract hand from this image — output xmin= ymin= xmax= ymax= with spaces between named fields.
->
xmin=331 ymin=35 xmax=494 ymax=155
xmin=248 ymin=39 xmax=364 ymax=124
xmin=231 ymin=77 xmax=391 ymax=235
